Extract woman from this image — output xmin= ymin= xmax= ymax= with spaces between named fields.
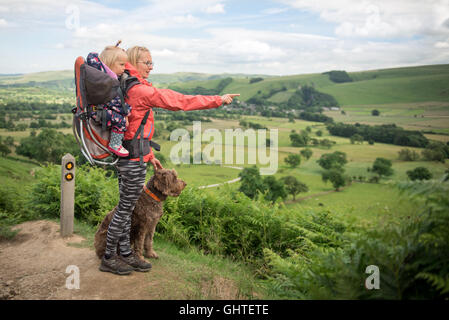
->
xmin=99 ymin=45 xmax=239 ymax=275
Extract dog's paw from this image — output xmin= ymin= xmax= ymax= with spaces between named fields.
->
xmin=144 ymin=250 xmax=159 ymax=259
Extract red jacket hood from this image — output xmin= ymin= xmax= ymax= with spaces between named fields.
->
xmin=125 ymin=62 xmax=151 ymax=86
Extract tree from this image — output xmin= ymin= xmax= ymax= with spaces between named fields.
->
xmin=398 ymin=148 xmax=420 ymax=161
xmin=372 ymin=109 xmax=380 ymax=116
xmin=316 ymin=130 xmax=323 ymax=137
xmin=421 ymin=141 xmax=449 ymax=162
xmin=281 ymin=176 xmax=309 ymax=200
xmin=371 ymin=157 xmax=394 ymax=178
xmin=322 ymin=169 xmax=346 ymax=191
xmin=288 ymin=114 xmax=295 ymax=123
xmin=0 ymin=137 xmax=11 ymax=157
xmin=406 ymin=167 xmax=433 ymax=181
xmin=285 ymin=154 xmax=301 ymax=168
xmin=350 ymin=134 xmax=364 ymax=144
xmin=317 ymin=151 xmax=347 ymax=170
xmin=249 ymin=77 xmax=264 ymax=84
xmin=324 ymin=70 xmax=353 ymax=83
xmin=238 ymin=166 xmax=267 ymax=199
xmin=289 ymin=131 xmax=310 ymax=147
xmin=300 ymin=148 xmax=313 ymax=160
xmin=319 ymin=139 xmax=335 ymax=149
xmin=16 ymin=128 xmax=81 ymax=163
xmin=263 ymin=176 xmax=287 ymax=203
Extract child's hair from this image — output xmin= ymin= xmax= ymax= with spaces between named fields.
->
xmin=126 ymin=46 xmax=150 ymax=67
xmin=99 ymin=40 xmax=127 ymax=68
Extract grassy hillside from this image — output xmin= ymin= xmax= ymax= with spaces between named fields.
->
xmin=3 ymin=63 xmax=448 ymax=108
xmin=0 ymin=70 xmax=271 ymax=87
xmin=167 ymin=64 xmax=449 ymax=106
xmin=321 ymin=68 xmax=449 ymax=105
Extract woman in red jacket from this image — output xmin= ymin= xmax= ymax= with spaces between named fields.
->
xmin=99 ymin=45 xmax=239 ymax=275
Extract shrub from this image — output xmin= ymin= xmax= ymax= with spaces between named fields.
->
xmin=263 ymin=178 xmax=449 ymax=299
xmin=323 ymin=70 xmax=353 ymax=83
xmin=398 ymin=148 xmax=420 ymax=161
xmin=371 ymin=157 xmax=394 ymax=178
xmin=249 ymin=77 xmax=264 ymax=84
xmin=161 ymin=185 xmax=347 ymax=268
xmin=406 ymin=167 xmax=433 ymax=181
xmin=23 ymin=164 xmax=118 ymax=225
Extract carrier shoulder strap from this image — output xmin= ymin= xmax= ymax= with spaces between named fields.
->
xmin=120 ymin=71 xmax=140 ymax=98
xmin=132 ymin=110 xmax=151 ymax=167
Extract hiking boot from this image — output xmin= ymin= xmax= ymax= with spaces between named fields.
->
xmin=99 ymin=254 xmax=134 ymax=275
xmin=119 ymin=252 xmax=152 ymax=272
xmin=108 ymin=144 xmax=130 ymax=157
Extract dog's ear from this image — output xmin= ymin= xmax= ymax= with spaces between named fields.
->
xmin=153 ymin=169 xmax=171 ymax=196
xmin=167 ymin=169 xmax=186 ymax=197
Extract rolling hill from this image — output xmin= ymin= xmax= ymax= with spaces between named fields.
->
xmin=167 ymin=64 xmax=449 ymax=106
xmin=1 ymin=64 xmax=448 ymax=107
xmin=0 ymin=70 xmax=271 ymax=88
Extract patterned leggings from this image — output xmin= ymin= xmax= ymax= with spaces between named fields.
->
xmin=104 ymin=159 xmax=147 ymax=257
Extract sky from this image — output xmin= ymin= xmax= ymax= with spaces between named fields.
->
xmin=1 ymin=0 xmax=449 ymax=75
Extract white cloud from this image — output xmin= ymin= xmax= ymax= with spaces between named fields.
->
xmin=279 ymin=0 xmax=449 ymax=39
xmin=152 ymin=49 xmax=175 ymax=57
xmin=2 ymin=0 xmax=449 ymax=75
xmin=435 ymin=41 xmax=449 ymax=48
xmin=204 ymin=3 xmax=225 ymax=14
xmin=173 ymin=14 xmax=198 ymax=24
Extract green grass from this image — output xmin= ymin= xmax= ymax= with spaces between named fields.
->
xmin=166 ymin=64 xmax=449 ymax=105
xmin=325 ymin=101 xmax=449 ymax=135
xmin=0 ymin=156 xmax=39 ymax=185
xmin=285 ymin=182 xmax=417 ymax=229
xmin=320 ymin=73 xmax=449 ymax=105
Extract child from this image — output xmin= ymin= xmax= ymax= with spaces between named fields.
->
xmin=86 ymin=41 xmax=131 ymax=157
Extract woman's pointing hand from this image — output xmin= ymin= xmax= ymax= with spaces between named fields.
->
xmin=221 ymin=94 xmax=240 ymax=105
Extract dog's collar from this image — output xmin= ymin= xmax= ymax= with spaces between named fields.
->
xmin=143 ymin=184 xmax=162 ymax=202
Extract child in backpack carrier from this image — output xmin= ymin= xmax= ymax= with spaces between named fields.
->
xmin=86 ymin=44 xmax=131 ymax=157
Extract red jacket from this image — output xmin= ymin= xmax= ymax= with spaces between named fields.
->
xmin=124 ymin=62 xmax=223 ymax=163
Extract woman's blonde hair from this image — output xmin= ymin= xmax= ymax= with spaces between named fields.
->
xmin=126 ymin=46 xmax=150 ymax=67
xmin=99 ymin=40 xmax=127 ymax=68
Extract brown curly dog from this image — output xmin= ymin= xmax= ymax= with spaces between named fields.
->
xmin=94 ymin=169 xmax=186 ymax=260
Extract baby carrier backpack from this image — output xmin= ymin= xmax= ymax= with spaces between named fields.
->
xmin=72 ymin=56 xmax=143 ymax=166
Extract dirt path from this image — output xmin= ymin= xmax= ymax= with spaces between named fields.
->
xmin=198 ymin=166 xmax=243 ymax=189
xmin=0 ymin=220 xmax=240 ymax=300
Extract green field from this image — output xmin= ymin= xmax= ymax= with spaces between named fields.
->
xmin=166 ymin=64 xmax=449 ymax=136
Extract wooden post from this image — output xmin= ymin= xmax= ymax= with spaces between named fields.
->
xmin=61 ymin=153 xmax=75 ymax=237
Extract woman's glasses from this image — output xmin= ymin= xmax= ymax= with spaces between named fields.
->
xmin=138 ymin=61 xmax=154 ymax=68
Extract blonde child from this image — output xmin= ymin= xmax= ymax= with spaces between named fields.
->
xmin=87 ymin=41 xmax=131 ymax=157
